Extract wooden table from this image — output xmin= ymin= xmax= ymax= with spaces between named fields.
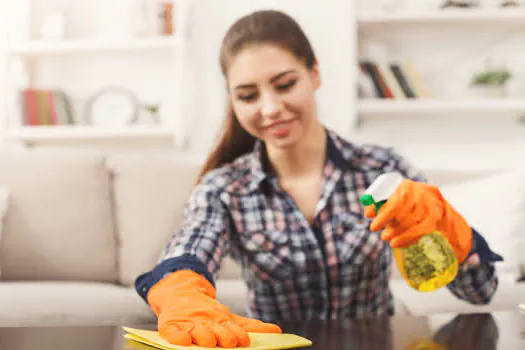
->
xmin=0 ymin=311 xmax=523 ymax=349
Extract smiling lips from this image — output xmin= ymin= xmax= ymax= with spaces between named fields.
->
xmin=264 ymin=119 xmax=296 ymax=138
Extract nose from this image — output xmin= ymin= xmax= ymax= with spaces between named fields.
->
xmin=260 ymin=91 xmax=282 ymax=118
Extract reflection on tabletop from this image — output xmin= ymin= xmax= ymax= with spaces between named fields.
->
xmin=431 ymin=314 xmax=499 ymax=350
xmin=280 ymin=315 xmax=393 ymax=350
xmin=276 ymin=311 xmax=522 ymax=350
xmin=405 ymin=314 xmax=499 ymax=350
xmin=405 ymin=311 xmax=524 ymax=350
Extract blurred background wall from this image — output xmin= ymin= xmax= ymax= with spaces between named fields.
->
xmin=1 ymin=0 xmax=524 ymax=171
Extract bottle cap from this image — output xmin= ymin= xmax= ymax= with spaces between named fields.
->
xmin=360 ymin=172 xmax=404 ymax=213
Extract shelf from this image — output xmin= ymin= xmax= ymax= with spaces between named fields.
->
xmin=7 ymin=36 xmax=181 ymax=56
xmin=358 ymin=99 xmax=525 ymax=114
xmin=357 ymin=8 xmax=525 ymax=24
xmin=4 ymin=125 xmax=175 ymax=141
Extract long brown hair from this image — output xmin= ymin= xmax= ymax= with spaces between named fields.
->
xmin=196 ymin=10 xmax=317 ymax=183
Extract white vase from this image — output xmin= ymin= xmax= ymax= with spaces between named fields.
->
xmin=39 ymin=12 xmax=65 ymax=40
xmin=472 ymin=85 xmax=506 ymax=98
xmin=484 ymin=85 xmax=506 ymax=98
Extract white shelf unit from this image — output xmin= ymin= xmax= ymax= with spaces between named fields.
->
xmin=358 ymin=8 xmax=525 ymax=24
xmin=358 ymin=99 xmax=525 ymax=114
xmin=1 ymin=0 xmax=192 ymax=147
xmin=354 ymin=6 xmax=525 ymax=127
xmin=5 ymin=125 xmax=174 ymax=142
xmin=7 ymin=36 xmax=182 ymax=56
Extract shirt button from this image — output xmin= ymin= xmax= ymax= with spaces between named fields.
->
xmin=263 ymin=242 xmax=274 ymax=250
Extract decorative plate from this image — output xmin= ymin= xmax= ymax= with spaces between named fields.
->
xmin=85 ymin=87 xmax=140 ymax=127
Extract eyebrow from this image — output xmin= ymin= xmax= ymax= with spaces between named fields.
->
xmin=234 ymin=69 xmax=297 ymax=90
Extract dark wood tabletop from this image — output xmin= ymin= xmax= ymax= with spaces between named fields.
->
xmin=0 ymin=311 xmax=523 ymax=350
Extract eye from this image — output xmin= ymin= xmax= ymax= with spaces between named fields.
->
xmin=276 ymin=79 xmax=296 ymax=91
xmin=237 ymin=92 xmax=258 ymax=102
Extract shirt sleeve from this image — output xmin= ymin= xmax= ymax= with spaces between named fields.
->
xmin=160 ymin=181 xmax=231 ymax=274
xmin=446 ymin=228 xmax=502 ymax=304
xmin=384 ymin=148 xmax=501 ymax=304
xmin=134 ymin=179 xmax=231 ymax=302
xmin=446 ymin=262 xmax=498 ymax=304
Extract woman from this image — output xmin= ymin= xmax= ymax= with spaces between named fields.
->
xmin=135 ymin=9 xmax=501 ymax=349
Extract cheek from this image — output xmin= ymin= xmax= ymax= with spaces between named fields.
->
xmin=284 ymin=85 xmax=316 ymax=113
xmin=232 ymin=102 xmax=261 ymax=135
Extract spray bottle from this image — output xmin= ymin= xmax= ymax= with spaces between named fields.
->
xmin=360 ymin=172 xmax=458 ymax=292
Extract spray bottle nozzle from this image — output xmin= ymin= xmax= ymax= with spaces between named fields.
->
xmin=360 ymin=172 xmax=404 ymax=214
xmin=360 ymin=195 xmax=387 ymax=213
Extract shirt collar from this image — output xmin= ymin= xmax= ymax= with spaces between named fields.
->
xmin=248 ymin=139 xmax=269 ymax=190
xmin=325 ymin=128 xmax=353 ymax=171
xmin=248 ymin=127 xmax=355 ymax=191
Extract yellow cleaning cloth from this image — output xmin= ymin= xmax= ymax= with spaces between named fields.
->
xmin=122 ymin=327 xmax=312 ymax=350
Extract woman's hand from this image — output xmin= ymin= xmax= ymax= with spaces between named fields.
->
xmin=364 ymin=179 xmax=473 ymax=262
xmin=148 ymin=270 xmax=282 ymax=348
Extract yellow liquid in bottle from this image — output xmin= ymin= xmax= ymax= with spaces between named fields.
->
xmin=393 ymin=231 xmax=458 ymax=292
xmin=407 ymin=340 xmax=447 ymax=350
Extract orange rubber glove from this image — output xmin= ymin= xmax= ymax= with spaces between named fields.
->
xmin=147 ymin=270 xmax=282 ymax=348
xmin=364 ymin=179 xmax=472 ymax=263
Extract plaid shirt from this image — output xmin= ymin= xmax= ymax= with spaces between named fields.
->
xmin=136 ymin=129 xmax=500 ymax=322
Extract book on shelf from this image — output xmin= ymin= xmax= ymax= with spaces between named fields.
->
xmin=358 ymin=59 xmax=433 ymax=100
xmin=19 ymin=88 xmax=74 ymax=126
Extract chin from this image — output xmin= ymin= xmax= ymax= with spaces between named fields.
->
xmin=265 ymin=127 xmax=303 ymax=150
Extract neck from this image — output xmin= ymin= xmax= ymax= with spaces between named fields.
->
xmin=265 ymin=121 xmax=327 ymax=179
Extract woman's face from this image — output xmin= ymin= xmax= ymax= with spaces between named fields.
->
xmin=226 ymin=44 xmax=320 ymax=149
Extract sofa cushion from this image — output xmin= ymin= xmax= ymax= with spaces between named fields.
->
xmin=216 ymin=280 xmax=248 ymax=316
xmin=390 ymin=272 xmax=525 ymax=315
xmin=107 ymin=154 xmax=201 ymax=286
xmin=0 ymin=149 xmax=117 ymax=282
xmin=0 ymin=281 xmax=155 ymax=327
xmin=439 ymin=169 xmax=525 ymax=275
xmin=218 ymin=256 xmax=243 ymax=280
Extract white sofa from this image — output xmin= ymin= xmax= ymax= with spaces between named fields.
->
xmin=0 ymin=148 xmax=522 ymax=327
